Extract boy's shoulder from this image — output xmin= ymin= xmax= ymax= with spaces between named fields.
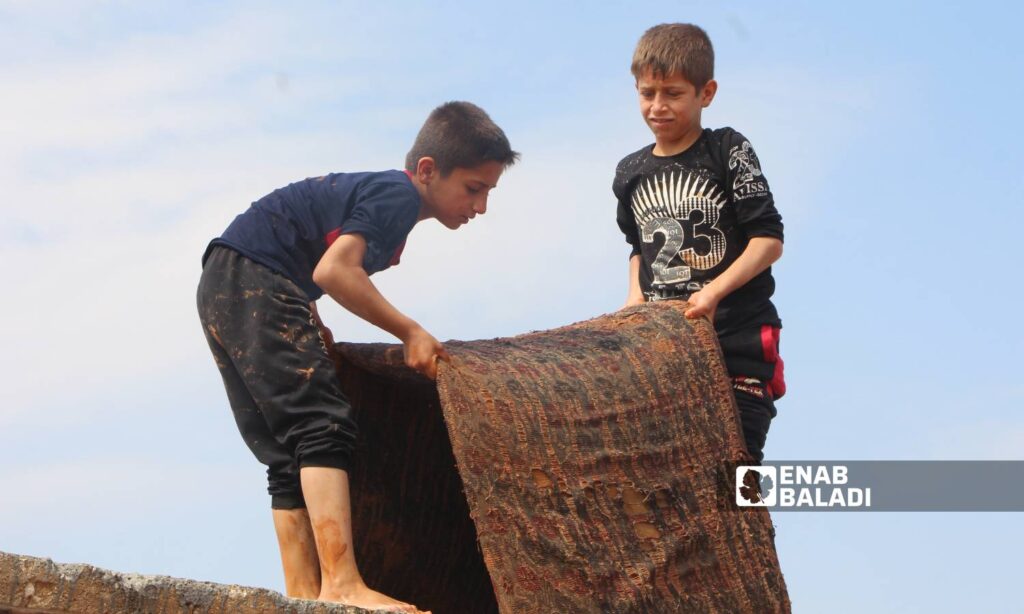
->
xmin=365 ymin=170 xmax=419 ymax=202
xmin=707 ymin=126 xmax=775 ymax=173
xmin=301 ymin=169 xmax=419 ymax=208
xmin=272 ymin=169 xmax=414 ymax=200
xmin=706 ymin=126 xmax=762 ymax=155
xmin=318 ymin=168 xmax=413 ymax=189
xmin=615 ymin=143 xmax=655 ymax=171
xmin=697 ymin=126 xmax=761 ymax=164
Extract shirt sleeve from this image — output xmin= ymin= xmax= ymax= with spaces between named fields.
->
xmin=613 ymin=162 xmax=643 ymax=258
xmin=721 ymin=130 xmax=784 ymax=242
xmin=340 ymin=179 xmax=420 ymax=274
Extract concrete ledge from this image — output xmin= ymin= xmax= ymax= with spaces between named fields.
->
xmin=0 ymin=551 xmax=377 ymax=614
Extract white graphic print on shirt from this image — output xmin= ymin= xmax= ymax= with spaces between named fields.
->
xmin=630 ymin=170 xmax=727 ymax=296
xmin=728 ymin=140 xmax=768 ymax=199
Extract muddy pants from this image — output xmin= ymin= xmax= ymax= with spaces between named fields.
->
xmin=197 ymin=246 xmax=357 ymax=509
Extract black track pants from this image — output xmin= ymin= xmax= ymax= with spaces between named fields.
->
xmin=197 ymin=247 xmax=357 ymax=509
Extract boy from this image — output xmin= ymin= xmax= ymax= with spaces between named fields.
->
xmin=197 ymin=101 xmax=518 ymax=612
xmin=614 ymin=24 xmax=785 ymax=463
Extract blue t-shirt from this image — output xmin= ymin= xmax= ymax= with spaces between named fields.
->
xmin=203 ymin=170 xmax=421 ymax=300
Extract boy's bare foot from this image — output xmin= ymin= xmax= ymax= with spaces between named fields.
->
xmin=321 ymin=582 xmax=429 ymax=613
xmin=299 ymin=468 xmax=429 ymax=613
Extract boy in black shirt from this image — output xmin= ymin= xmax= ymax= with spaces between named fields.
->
xmin=614 ymin=24 xmax=786 ymax=462
xmin=198 ymin=102 xmax=517 ymax=612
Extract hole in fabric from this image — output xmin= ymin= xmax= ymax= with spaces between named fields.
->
xmin=622 ymin=487 xmax=649 ymax=517
xmin=634 ymin=521 xmax=661 ymax=539
xmin=531 ymin=469 xmax=553 ymax=489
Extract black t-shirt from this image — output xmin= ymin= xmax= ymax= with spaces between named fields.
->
xmin=203 ymin=170 xmax=420 ymax=300
xmin=614 ymin=127 xmax=784 ymax=335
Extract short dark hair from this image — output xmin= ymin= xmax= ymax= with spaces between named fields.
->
xmin=631 ymin=23 xmax=714 ymax=88
xmin=405 ymin=101 xmax=519 ymax=176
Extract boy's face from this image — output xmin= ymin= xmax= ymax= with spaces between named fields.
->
xmin=636 ymin=70 xmax=717 ymax=154
xmin=418 ymin=159 xmax=504 ymax=229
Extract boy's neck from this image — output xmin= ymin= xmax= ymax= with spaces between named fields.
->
xmin=652 ymin=124 xmax=704 ymax=157
xmin=404 ymin=169 xmax=434 ymax=222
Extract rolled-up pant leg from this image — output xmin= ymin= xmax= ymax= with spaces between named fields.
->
xmin=731 ymin=384 xmax=775 ymax=464
xmin=197 ymin=247 xmax=358 ymax=508
xmin=720 ymin=324 xmax=785 ymax=464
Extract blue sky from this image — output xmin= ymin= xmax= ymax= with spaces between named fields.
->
xmin=1 ymin=1 xmax=1021 ymax=612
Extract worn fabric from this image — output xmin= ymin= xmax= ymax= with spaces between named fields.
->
xmin=203 ymin=169 xmax=420 ymax=300
xmin=198 ymin=246 xmax=357 ymax=508
xmin=333 ymin=302 xmax=789 ymax=613
xmin=433 ymin=302 xmax=789 ymax=613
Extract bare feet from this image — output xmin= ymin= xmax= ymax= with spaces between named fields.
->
xmin=321 ymin=581 xmax=430 ymax=613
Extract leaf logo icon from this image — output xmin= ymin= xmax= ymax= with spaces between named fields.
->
xmin=736 ymin=466 xmax=776 ymax=507
xmin=740 ymin=469 xmax=764 ymax=504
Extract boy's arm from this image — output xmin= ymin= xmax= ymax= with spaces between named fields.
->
xmin=312 ymin=233 xmax=449 ymax=379
xmin=622 ymin=254 xmax=645 ymax=308
xmin=687 ymin=130 xmax=784 ymax=321
xmin=615 ymin=169 xmax=645 ymax=310
xmin=684 ymin=237 xmax=783 ymax=321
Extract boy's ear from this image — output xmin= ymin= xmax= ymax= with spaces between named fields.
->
xmin=700 ymin=79 xmax=718 ymax=108
xmin=415 ymin=157 xmax=436 ymax=184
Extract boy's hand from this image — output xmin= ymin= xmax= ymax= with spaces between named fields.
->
xmin=402 ymin=326 xmax=450 ymax=380
xmin=682 ymin=237 xmax=783 ymax=322
xmin=684 ymin=287 xmax=721 ymax=322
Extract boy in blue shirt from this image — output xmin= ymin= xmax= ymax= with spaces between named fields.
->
xmin=615 ymin=24 xmax=786 ymax=463
xmin=198 ymin=101 xmax=517 ymax=612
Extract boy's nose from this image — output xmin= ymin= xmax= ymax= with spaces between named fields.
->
xmin=473 ymin=195 xmax=488 ymax=215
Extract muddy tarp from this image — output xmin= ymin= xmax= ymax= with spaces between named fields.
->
xmin=335 ymin=301 xmax=789 ymax=614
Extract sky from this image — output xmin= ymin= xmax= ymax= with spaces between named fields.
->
xmin=1 ymin=1 xmax=1022 ymax=611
